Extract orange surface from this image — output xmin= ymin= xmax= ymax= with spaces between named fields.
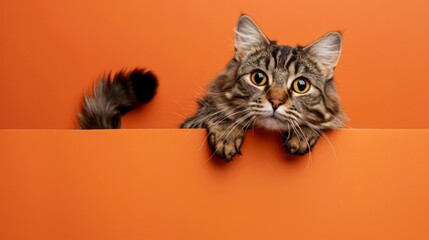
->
xmin=1 ymin=0 xmax=429 ymax=129
xmin=1 ymin=129 xmax=429 ymax=239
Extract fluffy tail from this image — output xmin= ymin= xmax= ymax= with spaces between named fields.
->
xmin=78 ymin=68 xmax=158 ymax=129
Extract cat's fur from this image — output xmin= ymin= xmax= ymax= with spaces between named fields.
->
xmin=181 ymin=15 xmax=345 ymax=160
xmin=78 ymin=68 xmax=158 ymax=129
xmin=78 ymin=15 xmax=345 ymax=161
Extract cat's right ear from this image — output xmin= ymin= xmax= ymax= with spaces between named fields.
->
xmin=303 ymin=32 xmax=342 ymax=75
xmin=234 ymin=15 xmax=270 ymax=61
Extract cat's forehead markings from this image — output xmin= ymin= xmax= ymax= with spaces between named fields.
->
xmin=292 ymin=63 xmax=304 ymax=76
xmin=267 ymin=54 xmax=276 ymax=71
xmin=269 ymin=47 xmax=280 ymax=70
xmin=269 ymin=45 xmax=293 ymax=70
xmin=280 ymin=46 xmax=293 ymax=65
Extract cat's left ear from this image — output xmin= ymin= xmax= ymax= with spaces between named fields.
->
xmin=234 ymin=15 xmax=270 ymax=60
xmin=304 ymin=32 xmax=342 ymax=74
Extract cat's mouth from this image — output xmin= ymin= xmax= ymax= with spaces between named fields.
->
xmin=256 ymin=115 xmax=290 ymax=131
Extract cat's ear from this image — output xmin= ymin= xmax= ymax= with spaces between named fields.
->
xmin=304 ymin=32 xmax=342 ymax=73
xmin=234 ymin=15 xmax=270 ymax=60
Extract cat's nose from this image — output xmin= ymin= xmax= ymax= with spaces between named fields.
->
xmin=269 ymin=99 xmax=284 ymax=110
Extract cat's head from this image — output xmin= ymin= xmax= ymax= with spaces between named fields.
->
xmin=212 ymin=15 xmax=345 ymax=131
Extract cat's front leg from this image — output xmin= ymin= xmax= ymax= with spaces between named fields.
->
xmin=282 ymin=125 xmax=320 ymax=155
xmin=206 ymin=120 xmax=247 ymax=162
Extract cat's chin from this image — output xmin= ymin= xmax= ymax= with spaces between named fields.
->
xmin=256 ymin=117 xmax=290 ymax=132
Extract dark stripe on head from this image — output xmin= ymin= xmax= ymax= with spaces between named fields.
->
xmin=271 ymin=47 xmax=279 ymax=69
xmin=279 ymin=46 xmax=291 ymax=68
xmin=294 ymin=61 xmax=302 ymax=74
xmin=285 ymin=53 xmax=296 ymax=71
xmin=265 ymin=56 xmax=271 ymax=70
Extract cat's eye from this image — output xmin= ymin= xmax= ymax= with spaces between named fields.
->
xmin=250 ymin=70 xmax=268 ymax=86
xmin=291 ymin=78 xmax=311 ymax=94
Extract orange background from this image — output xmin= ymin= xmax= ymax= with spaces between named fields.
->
xmin=2 ymin=1 xmax=429 ymax=238
xmin=1 ymin=129 xmax=429 ymax=239
xmin=1 ymin=0 xmax=429 ymax=129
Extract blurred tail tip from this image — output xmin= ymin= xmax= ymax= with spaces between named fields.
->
xmin=128 ymin=68 xmax=158 ymax=104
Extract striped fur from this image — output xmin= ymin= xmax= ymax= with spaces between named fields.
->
xmin=182 ymin=15 xmax=345 ymax=161
xmin=78 ymin=68 xmax=158 ymax=129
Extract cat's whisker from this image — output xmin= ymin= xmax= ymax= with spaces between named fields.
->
xmin=234 ymin=115 xmax=257 ymax=139
xmin=283 ymin=120 xmax=297 ymax=144
xmin=284 ymin=120 xmax=292 ymax=142
xmin=293 ymin=121 xmax=313 ymax=173
xmin=250 ymin=116 xmax=261 ymax=136
xmin=280 ymin=114 xmax=300 ymax=124
xmin=173 ymin=112 xmax=187 ymax=120
xmin=205 ymin=107 xmax=250 ymax=130
xmin=305 ymin=121 xmax=338 ymax=160
xmin=289 ymin=120 xmax=302 ymax=142
xmin=228 ymin=116 xmax=254 ymax=147
xmin=220 ymin=113 xmax=253 ymax=141
xmin=169 ymin=100 xmax=200 ymax=124
xmin=192 ymin=83 xmax=227 ymax=97
xmin=286 ymin=119 xmax=313 ymax=170
xmin=204 ymin=145 xmax=221 ymax=164
xmin=197 ymin=108 xmax=251 ymax=152
xmin=187 ymin=108 xmax=246 ymax=159
xmin=284 ymin=121 xmax=311 ymax=172
xmin=283 ymin=120 xmax=294 ymax=146
xmin=304 ymin=122 xmax=340 ymax=173
xmin=290 ymin=120 xmax=304 ymax=143
xmin=200 ymin=108 xmax=250 ymax=145
xmin=190 ymin=108 xmax=236 ymax=129
xmin=328 ymin=113 xmax=352 ymax=129
xmin=187 ymin=108 xmax=245 ymax=151
xmin=203 ymin=112 xmax=253 ymax=163
xmin=216 ymin=114 xmax=252 ymax=148
xmin=170 ymin=99 xmax=194 ymax=109
xmin=193 ymin=83 xmax=218 ymax=95
xmin=306 ymin=122 xmax=335 ymax=150
xmin=197 ymin=106 xmax=249 ymax=127
xmin=192 ymin=83 xmax=210 ymax=96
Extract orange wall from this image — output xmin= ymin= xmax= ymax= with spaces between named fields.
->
xmin=1 ymin=129 xmax=429 ymax=239
xmin=1 ymin=0 xmax=428 ymax=129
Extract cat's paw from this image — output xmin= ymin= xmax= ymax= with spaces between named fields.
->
xmin=282 ymin=127 xmax=320 ymax=156
xmin=207 ymin=125 xmax=245 ymax=162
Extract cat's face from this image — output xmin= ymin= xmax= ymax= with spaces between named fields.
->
xmin=218 ymin=15 xmax=344 ymax=131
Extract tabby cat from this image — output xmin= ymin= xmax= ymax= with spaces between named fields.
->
xmin=78 ymin=15 xmax=345 ymax=162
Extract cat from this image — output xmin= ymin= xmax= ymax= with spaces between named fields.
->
xmin=78 ymin=15 xmax=345 ymax=162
